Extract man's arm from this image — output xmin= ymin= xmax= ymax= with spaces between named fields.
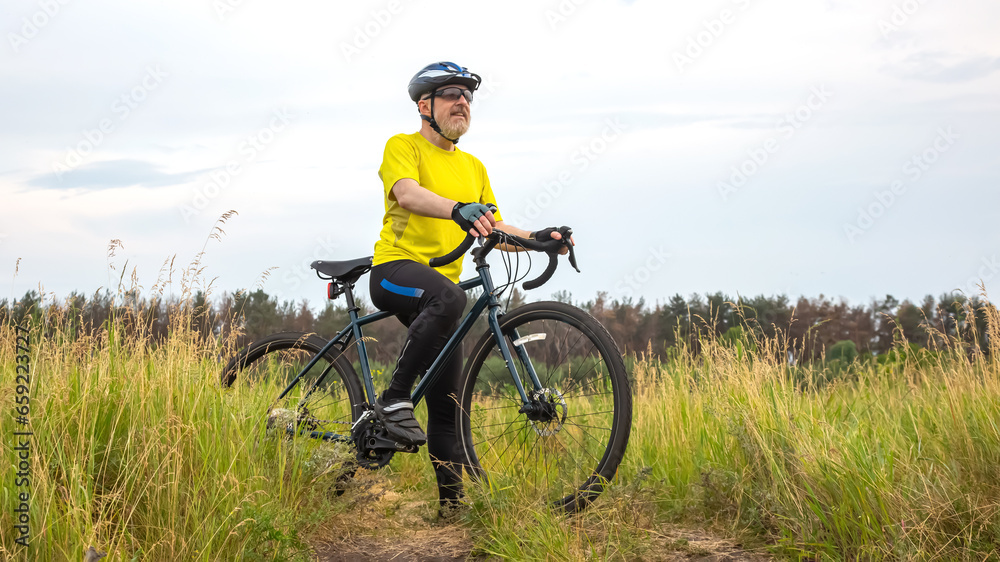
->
xmin=493 ymin=222 xmax=531 ymax=252
xmin=393 ymin=178 xmax=572 ymax=252
xmin=494 ymin=222 xmax=530 ymax=239
xmin=495 ymin=222 xmax=573 ymax=254
xmin=392 ymin=178 xmax=495 ymax=237
xmin=391 ymin=178 xmax=453 ymax=219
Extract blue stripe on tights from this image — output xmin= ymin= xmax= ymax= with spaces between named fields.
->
xmin=380 ymin=278 xmax=425 ymax=298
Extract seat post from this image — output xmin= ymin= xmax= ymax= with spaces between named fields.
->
xmin=342 ymin=283 xmax=359 ymax=313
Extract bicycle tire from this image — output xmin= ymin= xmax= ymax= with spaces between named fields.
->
xmin=457 ymin=301 xmax=632 ymax=513
xmin=222 ymin=332 xmax=365 ymax=439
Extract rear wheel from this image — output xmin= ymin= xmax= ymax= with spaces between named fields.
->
xmin=457 ymin=302 xmax=632 ymax=513
xmin=222 ymin=332 xmax=364 ymax=441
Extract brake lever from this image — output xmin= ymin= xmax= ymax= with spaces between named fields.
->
xmin=559 ymin=227 xmax=580 ymax=273
xmin=566 ymin=241 xmax=580 ymax=273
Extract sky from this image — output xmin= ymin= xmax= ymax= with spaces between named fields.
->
xmin=3 ymin=0 xmax=999 ymax=311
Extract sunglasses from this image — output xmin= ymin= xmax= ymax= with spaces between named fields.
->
xmin=423 ymin=87 xmax=473 ymax=103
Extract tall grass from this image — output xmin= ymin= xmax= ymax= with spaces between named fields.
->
xmin=452 ymin=301 xmax=1000 ymax=560
xmin=0 ymin=300 xmax=351 ymax=560
xmin=645 ymin=305 xmax=1000 ymax=559
xmin=3 ymin=279 xmax=999 ymax=560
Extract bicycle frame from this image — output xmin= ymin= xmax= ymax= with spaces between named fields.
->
xmin=275 ymin=251 xmax=545 ymax=423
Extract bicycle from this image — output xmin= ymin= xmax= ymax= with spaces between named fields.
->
xmin=221 ymin=228 xmax=632 ymax=513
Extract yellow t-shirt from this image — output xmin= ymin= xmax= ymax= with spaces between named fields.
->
xmin=374 ymin=132 xmax=503 ymax=282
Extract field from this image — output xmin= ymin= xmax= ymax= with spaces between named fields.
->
xmin=2 ymin=300 xmax=1000 ymax=561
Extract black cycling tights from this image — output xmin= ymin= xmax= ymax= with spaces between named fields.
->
xmin=369 ymin=259 xmax=467 ymax=506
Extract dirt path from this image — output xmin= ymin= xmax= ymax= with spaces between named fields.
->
xmin=308 ymin=473 xmax=771 ymax=561
xmin=312 ymin=525 xmax=472 ymax=562
xmin=312 ymin=525 xmax=770 ymax=561
xmin=643 ymin=528 xmax=773 ymax=561
xmin=309 ymin=472 xmax=475 ymax=562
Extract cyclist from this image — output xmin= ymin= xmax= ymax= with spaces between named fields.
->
xmin=368 ymin=61 xmax=570 ymax=516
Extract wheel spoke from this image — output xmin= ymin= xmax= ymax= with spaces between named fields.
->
xmin=563 ymin=410 xmax=617 ymax=419
xmin=555 ymin=344 xmax=602 ymax=396
xmin=568 ymin=424 xmax=612 ymax=453
xmin=562 ymin=422 xmax=613 ymax=432
xmin=466 ymin=401 xmax=522 ymax=413
xmin=472 ymin=416 xmax=524 ymax=450
xmin=556 ymin=423 xmax=603 ymax=468
xmin=482 ymin=419 xmax=530 ymax=473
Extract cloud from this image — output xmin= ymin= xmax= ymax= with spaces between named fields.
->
xmin=27 ymin=159 xmax=211 ymax=190
xmin=884 ymin=52 xmax=1000 ymax=83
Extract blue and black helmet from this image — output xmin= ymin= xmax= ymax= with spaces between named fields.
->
xmin=407 ymin=61 xmax=481 ymax=102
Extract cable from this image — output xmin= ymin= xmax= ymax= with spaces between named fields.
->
xmin=492 ymin=231 xmax=532 ymax=311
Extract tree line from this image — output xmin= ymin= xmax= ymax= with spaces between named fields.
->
xmin=2 ymin=287 xmax=993 ymax=364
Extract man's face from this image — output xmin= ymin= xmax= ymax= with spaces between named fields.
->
xmin=421 ymin=83 xmax=472 ymax=139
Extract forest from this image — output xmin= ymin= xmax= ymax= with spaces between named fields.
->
xmin=3 ymin=285 xmax=992 ymax=364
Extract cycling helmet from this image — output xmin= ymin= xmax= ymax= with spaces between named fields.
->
xmin=407 ymin=62 xmax=482 ymax=144
xmin=407 ymin=61 xmax=481 ymax=102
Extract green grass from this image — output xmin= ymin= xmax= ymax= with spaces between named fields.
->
xmin=0 ymin=317 xmax=347 ymax=560
xmin=3 ymin=302 xmax=1000 ymax=560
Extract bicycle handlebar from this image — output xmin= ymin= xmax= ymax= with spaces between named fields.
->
xmin=429 ymin=227 xmax=579 ymax=291
xmin=428 ymin=235 xmax=476 ymax=268
xmin=428 ymin=203 xmax=498 ymax=269
xmin=523 ymin=249 xmax=560 ymax=290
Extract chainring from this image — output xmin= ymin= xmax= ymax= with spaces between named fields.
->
xmin=351 ymin=418 xmax=397 ymax=469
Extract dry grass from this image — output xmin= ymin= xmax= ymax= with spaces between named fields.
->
xmin=3 ymin=228 xmax=999 ymax=560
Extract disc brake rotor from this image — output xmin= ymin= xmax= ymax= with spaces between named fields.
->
xmin=528 ymin=388 xmax=567 ymax=436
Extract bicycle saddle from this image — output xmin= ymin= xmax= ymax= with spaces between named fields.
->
xmin=311 ymin=256 xmax=373 ymax=284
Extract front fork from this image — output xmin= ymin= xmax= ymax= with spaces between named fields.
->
xmin=486 ymin=305 xmax=543 ymax=401
xmin=479 ymin=263 xmax=546 ymax=412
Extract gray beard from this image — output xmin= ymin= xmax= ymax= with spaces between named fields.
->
xmin=439 ymin=114 xmax=470 ymax=139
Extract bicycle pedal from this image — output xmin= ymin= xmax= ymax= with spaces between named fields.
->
xmin=370 ymin=430 xmax=420 ymax=452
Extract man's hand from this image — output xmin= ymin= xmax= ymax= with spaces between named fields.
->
xmin=452 ymin=202 xmax=496 ymax=237
xmin=530 ymin=226 xmax=575 ymax=255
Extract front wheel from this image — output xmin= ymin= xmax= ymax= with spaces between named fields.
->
xmin=457 ymin=302 xmax=632 ymax=513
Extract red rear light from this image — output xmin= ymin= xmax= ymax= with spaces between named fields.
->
xmin=328 ymin=282 xmax=335 ymax=299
